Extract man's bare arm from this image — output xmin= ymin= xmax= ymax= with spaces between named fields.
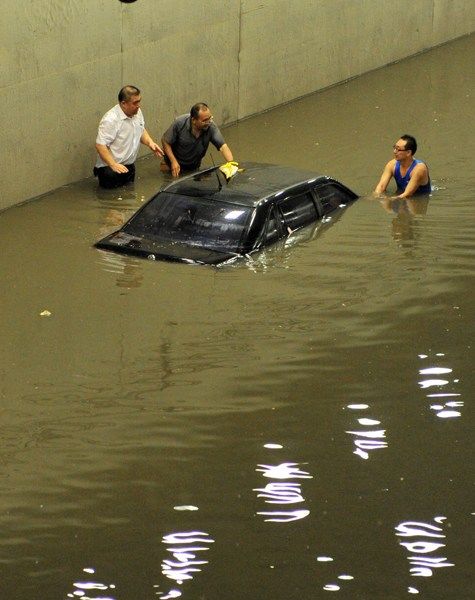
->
xmin=219 ymin=143 xmax=234 ymax=163
xmin=141 ymin=129 xmax=164 ymax=157
xmin=95 ymin=143 xmax=129 ymax=173
xmin=161 ymin=138 xmax=181 ymax=177
xmin=374 ymin=159 xmax=395 ymax=195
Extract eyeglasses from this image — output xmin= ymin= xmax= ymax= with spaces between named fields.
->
xmin=199 ymin=116 xmax=213 ymax=124
xmin=393 ymin=145 xmax=408 ymax=152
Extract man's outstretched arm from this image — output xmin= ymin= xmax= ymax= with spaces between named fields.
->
xmin=374 ymin=159 xmax=395 ymax=195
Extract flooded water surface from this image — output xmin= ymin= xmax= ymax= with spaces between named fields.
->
xmin=1 ymin=35 xmax=474 ymax=599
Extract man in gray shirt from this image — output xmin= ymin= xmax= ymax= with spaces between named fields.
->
xmin=161 ymin=103 xmax=234 ymax=177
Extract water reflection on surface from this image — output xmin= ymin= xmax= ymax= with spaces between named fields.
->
xmin=66 ymin=568 xmax=117 ymax=599
xmin=396 ymin=516 xmax=455 ymax=594
xmin=418 ymin=353 xmax=463 ymax=419
xmin=96 ymin=250 xmax=145 ymax=289
xmin=157 ymin=530 xmax=214 ymax=599
xmin=254 ymin=446 xmax=312 ymax=523
xmin=345 ymin=404 xmax=388 ymax=460
xmin=379 ymin=195 xmax=430 ymax=246
xmin=316 ymin=556 xmax=356 ymax=593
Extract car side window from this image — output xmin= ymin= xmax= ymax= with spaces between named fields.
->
xmin=314 ymin=183 xmax=351 ymax=215
xmin=263 ymin=205 xmax=284 ymax=244
xmin=277 ymin=192 xmax=317 ymax=232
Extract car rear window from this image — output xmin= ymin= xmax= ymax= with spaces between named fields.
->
xmin=314 ymin=183 xmax=352 ymax=214
xmin=278 ymin=192 xmax=318 ymax=230
xmin=123 ymin=193 xmax=253 ymax=252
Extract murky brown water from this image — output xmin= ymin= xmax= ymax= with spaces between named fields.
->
xmin=1 ymin=34 xmax=474 ymax=600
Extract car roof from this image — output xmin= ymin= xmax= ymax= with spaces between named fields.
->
xmin=160 ymin=162 xmax=328 ymax=208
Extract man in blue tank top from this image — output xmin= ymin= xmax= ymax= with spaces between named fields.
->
xmin=374 ymin=134 xmax=431 ymax=198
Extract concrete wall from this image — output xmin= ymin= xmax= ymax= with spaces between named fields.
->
xmin=1 ymin=0 xmax=474 ymax=210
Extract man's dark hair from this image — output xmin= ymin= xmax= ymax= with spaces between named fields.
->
xmin=190 ymin=102 xmax=209 ymax=119
xmin=401 ymin=134 xmax=417 ymax=155
xmin=118 ymin=85 xmax=140 ymax=103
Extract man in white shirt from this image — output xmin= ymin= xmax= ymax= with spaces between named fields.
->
xmin=94 ymin=85 xmax=163 ymax=189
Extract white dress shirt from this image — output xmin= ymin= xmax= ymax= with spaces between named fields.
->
xmin=95 ymin=105 xmax=145 ymax=167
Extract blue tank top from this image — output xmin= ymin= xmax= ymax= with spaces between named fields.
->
xmin=394 ymin=159 xmax=431 ymax=194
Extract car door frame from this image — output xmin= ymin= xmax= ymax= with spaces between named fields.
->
xmin=248 ymin=200 xmax=286 ymax=253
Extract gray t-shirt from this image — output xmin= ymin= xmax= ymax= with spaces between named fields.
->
xmin=162 ymin=114 xmax=225 ymax=170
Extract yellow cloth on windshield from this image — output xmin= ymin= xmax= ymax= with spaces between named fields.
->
xmin=219 ymin=161 xmax=239 ymax=181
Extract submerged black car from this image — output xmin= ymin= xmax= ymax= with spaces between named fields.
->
xmin=95 ymin=162 xmax=358 ymax=265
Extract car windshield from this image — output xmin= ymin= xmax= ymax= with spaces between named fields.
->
xmin=124 ymin=193 xmax=253 ymax=252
